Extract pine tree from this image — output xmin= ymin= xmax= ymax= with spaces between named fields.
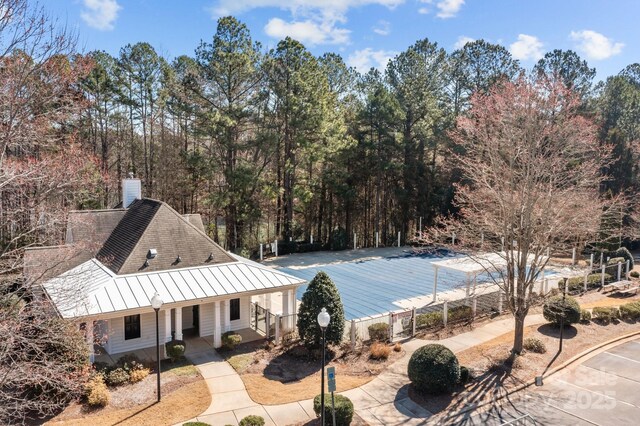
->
xmin=296 ymin=271 xmax=345 ymax=347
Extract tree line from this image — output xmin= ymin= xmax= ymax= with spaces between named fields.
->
xmin=3 ymin=13 xmax=640 ymax=264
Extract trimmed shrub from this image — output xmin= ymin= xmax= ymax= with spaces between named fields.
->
xmin=166 ymin=340 xmax=186 ymax=362
xmin=448 ymin=305 xmax=473 ymax=323
xmin=615 ymin=247 xmax=634 ymax=269
xmin=239 ymin=415 xmax=266 ymax=426
xmin=329 ymin=227 xmax=348 ymax=251
xmin=407 ymin=344 xmax=460 ymax=394
xmin=416 ymin=311 xmax=444 ymax=329
xmin=129 ymin=366 xmax=150 ymax=383
xmin=221 ymin=332 xmax=242 ymax=350
xmin=276 ymin=240 xmax=298 ymax=256
xmin=619 ymin=302 xmax=640 ymax=321
xmin=543 ymin=295 xmax=581 ymax=326
xmin=631 ymin=271 xmax=640 ymax=279
xmin=297 ymin=243 xmax=322 ymax=253
xmin=368 ymin=323 xmax=389 ymax=342
xmin=297 ymin=271 xmax=346 ymax=347
xmin=459 ymin=366 xmax=471 ymax=384
xmin=106 ymin=367 xmax=130 ymax=387
xmin=607 ymin=257 xmax=626 ymax=266
xmin=369 ymin=342 xmax=391 ymax=360
xmin=592 ymin=306 xmax=619 ymax=323
xmin=393 ymin=342 xmax=402 ymax=352
xmin=85 ymin=376 xmax=110 ymax=407
xmin=580 ymin=309 xmax=592 ymax=322
xmin=560 ymin=274 xmax=612 ymax=292
xmin=116 ymin=354 xmax=145 ymax=373
xmin=523 ymin=337 xmax=546 ymax=354
xmin=313 ymin=393 xmax=354 ymax=426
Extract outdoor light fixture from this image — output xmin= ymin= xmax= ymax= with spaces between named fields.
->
xmin=317 ymin=307 xmax=331 ymax=426
xmin=150 ymin=292 xmax=164 ymax=402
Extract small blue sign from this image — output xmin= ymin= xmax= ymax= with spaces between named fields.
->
xmin=327 ymin=366 xmax=336 ymax=392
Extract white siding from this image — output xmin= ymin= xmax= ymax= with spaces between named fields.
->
xmin=199 ymin=302 xmax=215 ymax=337
xmin=229 ymin=296 xmax=250 ymax=332
xmin=108 ymin=311 xmax=170 ymax=354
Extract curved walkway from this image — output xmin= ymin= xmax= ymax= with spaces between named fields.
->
xmin=182 ymin=314 xmax=545 ymax=426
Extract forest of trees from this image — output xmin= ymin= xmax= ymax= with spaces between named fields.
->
xmin=3 ymin=11 xmax=640 ymax=264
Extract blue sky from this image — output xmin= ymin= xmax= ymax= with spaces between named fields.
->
xmin=43 ymin=1 xmax=639 ymax=81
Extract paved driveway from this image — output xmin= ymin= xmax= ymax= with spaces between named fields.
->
xmin=449 ymin=338 xmax=640 ymax=425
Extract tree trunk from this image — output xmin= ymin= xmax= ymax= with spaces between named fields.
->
xmin=512 ymin=312 xmax=526 ymax=354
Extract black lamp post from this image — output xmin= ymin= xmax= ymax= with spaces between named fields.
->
xmin=317 ymin=307 xmax=330 ymax=426
xmin=150 ymin=292 xmax=164 ymax=403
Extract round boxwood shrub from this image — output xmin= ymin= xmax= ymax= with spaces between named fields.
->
xmin=543 ymin=295 xmax=581 ymax=326
xmin=221 ymin=332 xmax=242 ymax=350
xmin=239 ymin=415 xmax=265 ymax=426
xmin=367 ymin=323 xmax=389 ymax=342
xmin=631 ymin=271 xmax=640 ymax=279
xmin=313 ymin=393 xmax=354 ymax=426
xmin=580 ymin=309 xmax=592 ymax=322
xmin=408 ymin=344 xmax=460 ymax=394
xmin=459 ymin=366 xmax=471 ymax=384
xmin=166 ymin=339 xmax=186 ymax=362
xmin=105 ymin=367 xmax=130 ymax=387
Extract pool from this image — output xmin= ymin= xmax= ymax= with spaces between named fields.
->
xmin=282 ymin=251 xmax=478 ymax=320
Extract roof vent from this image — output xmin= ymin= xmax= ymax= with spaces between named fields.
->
xmin=176 ymin=255 xmax=182 ymax=263
xmin=143 ymin=259 xmax=149 ymax=268
xmin=147 ymin=248 xmax=158 ymax=259
xmin=207 ymin=253 xmax=214 ymax=262
xmin=122 ymin=173 xmax=142 ymax=208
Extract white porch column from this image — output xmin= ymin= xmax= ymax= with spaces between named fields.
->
xmin=282 ymin=289 xmax=291 ymax=331
xmin=213 ymin=301 xmax=221 ymax=348
xmin=265 ymin=293 xmax=272 ymax=310
xmin=224 ymin=299 xmax=231 ymax=332
xmin=85 ymin=320 xmax=94 ymax=363
xmin=289 ymin=289 xmax=296 ymax=330
xmin=164 ymin=309 xmax=172 ymax=342
xmin=175 ymin=307 xmax=183 ymax=341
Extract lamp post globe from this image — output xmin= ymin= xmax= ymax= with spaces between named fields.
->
xmin=151 ymin=293 xmax=163 ymax=310
xmin=150 ymin=292 xmax=163 ymax=402
xmin=317 ymin=307 xmax=331 ymax=426
xmin=317 ymin=307 xmax=330 ymax=328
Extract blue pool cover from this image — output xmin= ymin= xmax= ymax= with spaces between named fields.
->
xmin=282 ymin=251 xmax=480 ymax=320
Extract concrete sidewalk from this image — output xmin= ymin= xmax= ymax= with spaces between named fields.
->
xmin=181 ymin=314 xmax=546 ymax=426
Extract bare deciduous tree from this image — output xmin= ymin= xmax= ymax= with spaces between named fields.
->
xmin=421 ymin=75 xmax=624 ymax=354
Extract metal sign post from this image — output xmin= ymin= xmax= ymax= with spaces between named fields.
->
xmin=327 ymin=366 xmax=336 ymax=426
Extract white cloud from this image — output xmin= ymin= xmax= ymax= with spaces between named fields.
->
xmin=418 ymin=0 xmax=464 ymax=18
xmin=347 ymin=48 xmax=397 ymax=72
xmin=509 ymin=34 xmax=544 ymax=61
xmin=211 ymin=1 xmax=404 ymax=45
xmin=80 ymin=0 xmax=121 ymax=31
xmin=265 ymin=18 xmax=349 ymax=45
xmin=373 ymin=20 xmax=391 ymax=36
xmin=570 ymin=30 xmax=624 ymax=60
xmin=454 ymin=35 xmax=475 ymax=49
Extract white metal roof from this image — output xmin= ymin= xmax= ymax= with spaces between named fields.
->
xmin=432 ymin=252 xmax=547 ymax=275
xmin=43 ymin=257 xmax=305 ymax=318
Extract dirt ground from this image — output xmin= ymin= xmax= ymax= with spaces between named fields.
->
xmin=47 ymin=359 xmax=209 ymax=426
xmin=223 ymin=340 xmax=404 ymax=405
xmin=412 ymin=319 xmax=640 ymax=420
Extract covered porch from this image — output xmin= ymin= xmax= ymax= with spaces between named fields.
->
xmin=84 ymin=287 xmax=299 ymax=361
xmin=94 ymin=328 xmax=265 ymax=364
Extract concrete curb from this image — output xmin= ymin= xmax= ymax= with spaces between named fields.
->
xmin=442 ymin=327 xmax=640 ymax=422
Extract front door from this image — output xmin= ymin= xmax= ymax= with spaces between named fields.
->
xmin=193 ymin=305 xmax=200 ymax=333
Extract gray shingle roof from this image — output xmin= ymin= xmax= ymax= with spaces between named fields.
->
xmin=96 ymin=199 xmax=234 ymax=274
